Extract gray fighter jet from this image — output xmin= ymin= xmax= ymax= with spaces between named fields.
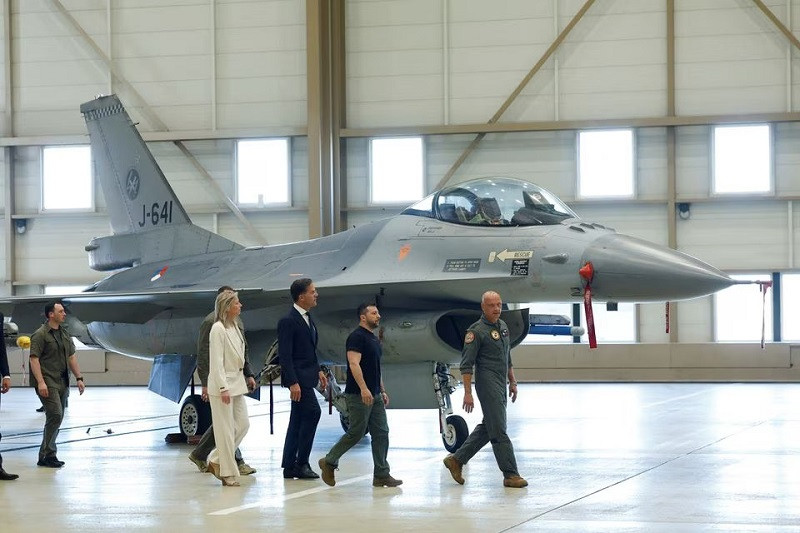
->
xmin=0 ymin=95 xmax=737 ymax=451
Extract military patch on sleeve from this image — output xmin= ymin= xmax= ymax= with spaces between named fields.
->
xmin=491 ymin=330 xmax=500 ymax=340
xmin=465 ymin=331 xmax=475 ymax=344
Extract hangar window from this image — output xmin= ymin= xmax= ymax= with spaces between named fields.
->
xmin=45 ymin=284 xmax=88 ymax=295
xmin=577 ymin=129 xmax=635 ymax=198
xmin=370 ymin=137 xmax=424 ymax=204
xmin=781 ymin=273 xmax=800 ymax=341
xmin=42 ymin=145 xmax=93 ymax=211
xmin=401 ymin=194 xmax=434 ymax=218
xmin=236 ymin=139 xmax=290 ymax=206
xmin=714 ymin=273 xmax=773 ymax=342
xmin=521 ymin=302 xmax=635 ymax=343
xmin=583 ymin=302 xmax=636 ymax=343
xmin=712 ymin=124 xmax=771 ymax=194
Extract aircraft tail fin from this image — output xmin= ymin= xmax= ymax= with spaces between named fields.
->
xmin=80 ymin=95 xmax=242 ymax=270
xmin=81 ymin=95 xmax=191 ymax=234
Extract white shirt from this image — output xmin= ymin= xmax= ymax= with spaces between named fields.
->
xmin=293 ymin=303 xmax=310 ymax=327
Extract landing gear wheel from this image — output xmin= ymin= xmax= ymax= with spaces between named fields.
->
xmin=442 ymin=414 xmax=468 ymax=452
xmin=179 ymin=394 xmax=211 ymax=437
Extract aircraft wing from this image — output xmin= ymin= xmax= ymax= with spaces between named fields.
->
xmin=0 ymin=273 xmax=521 ymax=333
xmin=0 ymin=287 xmax=281 ymax=327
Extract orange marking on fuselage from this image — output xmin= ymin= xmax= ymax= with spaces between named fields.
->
xmin=398 ymin=244 xmax=412 ymax=261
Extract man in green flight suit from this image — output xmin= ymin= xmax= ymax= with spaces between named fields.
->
xmin=443 ymin=290 xmax=528 ymax=488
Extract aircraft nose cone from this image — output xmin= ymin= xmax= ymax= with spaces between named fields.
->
xmin=583 ymin=234 xmax=735 ymax=302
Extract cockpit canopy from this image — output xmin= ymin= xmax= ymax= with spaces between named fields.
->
xmin=401 ymin=177 xmax=578 ymax=227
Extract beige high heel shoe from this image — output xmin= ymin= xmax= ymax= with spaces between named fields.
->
xmin=207 ymin=462 xmax=221 ymax=480
xmin=221 ymin=476 xmax=240 ymax=487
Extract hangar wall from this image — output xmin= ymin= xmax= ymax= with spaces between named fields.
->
xmin=0 ymin=1 xmax=798 ymax=383
xmin=345 ymin=0 xmax=800 ymax=124
xmin=8 ymin=0 xmax=309 ymax=135
xmin=7 ymin=342 xmax=800 ymax=387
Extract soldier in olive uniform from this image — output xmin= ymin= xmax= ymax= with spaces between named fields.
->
xmin=29 ymin=302 xmax=86 ymax=468
xmin=443 ymin=290 xmax=528 ymax=488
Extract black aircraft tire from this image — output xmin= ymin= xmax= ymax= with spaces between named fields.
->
xmin=442 ymin=415 xmax=469 ymax=452
xmin=179 ymin=394 xmax=211 ymax=437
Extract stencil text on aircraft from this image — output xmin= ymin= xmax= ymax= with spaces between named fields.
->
xmin=139 ymin=201 xmax=174 ymax=228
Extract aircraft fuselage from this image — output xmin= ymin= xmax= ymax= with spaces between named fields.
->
xmin=84 ymin=212 xmax=732 ymax=369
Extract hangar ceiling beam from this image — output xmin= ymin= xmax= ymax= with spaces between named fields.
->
xmin=4 ymin=109 xmax=799 ymax=146
xmin=434 ymin=0 xmax=596 ymax=190
xmin=342 ymin=110 xmax=800 ymax=138
xmin=665 ymin=0 xmax=676 ymax=249
xmin=0 ymin=127 xmax=307 ymax=146
xmin=3 ymin=0 xmax=10 ymax=137
xmin=306 ymin=0 xmax=345 ymax=238
xmin=47 ymin=0 xmax=266 ymax=244
xmin=331 ymin=0 xmax=347 ymax=234
xmin=3 ymin=0 xmax=14 ymax=295
xmin=752 ymin=0 xmax=800 ymax=53
xmin=3 ymin=146 xmax=14 ymax=295
xmin=665 ymin=0 xmax=678 ymax=342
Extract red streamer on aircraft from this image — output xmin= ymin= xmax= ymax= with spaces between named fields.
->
xmin=583 ymin=286 xmax=597 ymax=349
xmin=579 ymin=262 xmax=597 ymax=349
xmin=665 ymin=302 xmax=670 ymax=334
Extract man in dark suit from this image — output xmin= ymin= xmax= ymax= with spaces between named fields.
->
xmin=1 ymin=312 xmax=19 ymax=480
xmin=278 ymin=278 xmax=328 ymax=479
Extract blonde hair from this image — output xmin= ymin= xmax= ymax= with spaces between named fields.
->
xmin=214 ymin=290 xmax=239 ymax=326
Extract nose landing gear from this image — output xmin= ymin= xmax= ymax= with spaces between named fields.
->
xmin=434 ymin=362 xmax=468 ymax=452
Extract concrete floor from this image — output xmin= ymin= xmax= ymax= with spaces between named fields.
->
xmin=1 ymin=382 xmax=799 ymax=532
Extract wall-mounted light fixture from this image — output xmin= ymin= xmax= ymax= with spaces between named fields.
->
xmin=14 ymin=219 xmax=27 ymax=235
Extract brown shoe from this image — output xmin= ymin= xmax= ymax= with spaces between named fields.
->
xmin=443 ymin=454 xmax=464 ymax=485
xmin=237 ymin=463 xmax=257 ymax=476
xmin=503 ymin=475 xmax=528 ymax=488
xmin=373 ymin=475 xmax=403 ymax=487
xmin=188 ymin=453 xmax=207 ymax=473
xmin=318 ymin=458 xmax=336 ymax=486
xmin=221 ymin=476 xmax=240 ymax=487
xmin=206 ymin=462 xmax=221 ymax=480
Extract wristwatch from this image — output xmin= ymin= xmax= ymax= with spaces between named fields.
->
xmin=76 ymin=376 xmax=84 ymax=382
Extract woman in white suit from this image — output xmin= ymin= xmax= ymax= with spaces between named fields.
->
xmin=206 ymin=291 xmax=250 ymax=487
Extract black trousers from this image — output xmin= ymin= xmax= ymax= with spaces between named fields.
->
xmin=281 ymin=387 xmax=321 ymax=469
xmin=0 ymin=392 xmax=4 ymax=468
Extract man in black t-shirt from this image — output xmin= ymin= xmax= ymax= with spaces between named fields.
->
xmin=318 ymin=303 xmax=402 ymax=488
